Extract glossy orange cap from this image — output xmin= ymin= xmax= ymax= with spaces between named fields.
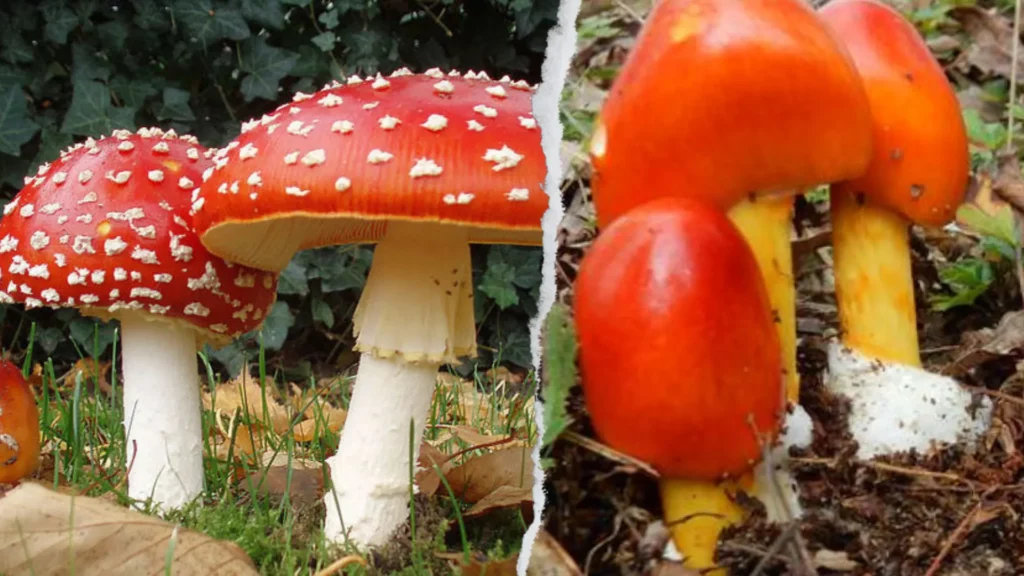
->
xmin=574 ymin=197 xmax=784 ymax=479
xmin=0 ymin=360 xmax=40 ymax=484
xmin=820 ymin=0 xmax=970 ymax=227
xmin=589 ymin=0 xmax=873 ymax=229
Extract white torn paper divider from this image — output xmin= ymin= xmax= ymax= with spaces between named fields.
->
xmin=518 ymin=0 xmax=584 ymax=573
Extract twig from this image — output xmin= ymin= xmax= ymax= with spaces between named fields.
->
xmin=313 ymin=554 xmax=367 ymax=576
xmin=749 ymin=522 xmax=802 ymax=576
xmin=790 ymin=457 xmax=981 ymax=488
xmin=561 ymin=430 xmax=660 ymax=477
xmin=1007 ymin=0 xmax=1022 ymax=153
xmin=923 ymin=500 xmax=984 ymax=576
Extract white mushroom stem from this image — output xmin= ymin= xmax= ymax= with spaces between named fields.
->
xmin=120 ymin=316 xmax=204 ymax=509
xmin=826 ymin=342 xmax=992 ymax=459
xmin=323 ymin=222 xmax=476 ymax=548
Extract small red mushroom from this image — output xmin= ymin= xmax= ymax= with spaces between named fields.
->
xmin=190 ymin=69 xmax=547 ymax=547
xmin=0 ymin=360 xmax=40 ymax=485
xmin=574 ymin=197 xmax=785 ymax=570
xmin=0 ymin=128 xmax=279 ymax=508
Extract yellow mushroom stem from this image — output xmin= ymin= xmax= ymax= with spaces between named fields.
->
xmin=829 ymin=189 xmax=920 ymax=367
xmin=658 ymin=194 xmax=796 ymax=571
xmin=661 ymin=476 xmax=749 ymax=573
xmin=727 ymin=195 xmax=799 ymax=402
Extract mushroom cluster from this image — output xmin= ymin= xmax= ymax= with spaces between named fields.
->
xmin=580 ymin=0 xmax=978 ymax=571
xmin=190 ymin=69 xmax=547 ymax=546
xmin=0 ymin=128 xmax=278 ymax=509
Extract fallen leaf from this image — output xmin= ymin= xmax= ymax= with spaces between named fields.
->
xmin=204 ymin=371 xmax=293 ymax=435
xmin=444 ymin=445 xmax=535 ymax=503
xmin=945 ymin=310 xmax=1024 ymax=377
xmin=812 ymin=549 xmax=860 ymax=572
xmin=64 ymin=358 xmax=112 ymax=394
xmin=463 ymin=485 xmax=532 ymax=517
xmin=525 ymin=530 xmax=582 ymax=576
xmin=437 ymin=551 xmax=518 ymax=576
xmin=415 ymin=441 xmax=454 ymax=497
xmin=242 ymin=453 xmax=325 ymax=509
xmin=445 ymin=424 xmax=511 ymax=446
xmin=951 ymin=6 xmax=1024 ymax=80
xmin=0 ymin=482 xmax=258 ymax=575
xmin=293 ymin=408 xmax=347 ymax=442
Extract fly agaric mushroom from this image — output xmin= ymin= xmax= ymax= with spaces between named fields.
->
xmin=587 ymin=0 xmax=871 ymax=566
xmin=818 ymin=0 xmax=988 ymax=458
xmin=574 ymin=197 xmax=785 ymax=571
xmin=0 ymin=360 xmax=40 ymax=485
xmin=189 ymin=69 xmax=547 ymax=547
xmin=0 ymin=128 xmax=278 ymax=508
xmin=589 ymin=0 xmax=872 ymax=404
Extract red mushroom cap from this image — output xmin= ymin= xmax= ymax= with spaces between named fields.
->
xmin=574 ymin=197 xmax=784 ymax=480
xmin=0 ymin=360 xmax=40 ymax=484
xmin=820 ymin=0 xmax=970 ymax=227
xmin=0 ymin=128 xmax=278 ymax=345
xmin=589 ymin=0 xmax=872 ymax=229
xmin=192 ymin=69 xmax=548 ymax=272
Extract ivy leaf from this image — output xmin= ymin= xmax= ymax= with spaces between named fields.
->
xmin=32 ymin=128 xmax=73 ymax=171
xmin=156 ymin=87 xmax=196 ymax=122
xmin=0 ymin=32 xmax=34 ymax=64
xmin=238 ymin=37 xmax=299 ymax=102
xmin=241 ymin=0 xmax=286 ymax=30
xmin=70 ymin=43 xmax=112 ymax=84
xmin=281 ymin=0 xmax=312 ymax=6
xmin=277 ymin=260 xmax=310 ymax=296
xmin=311 ymin=32 xmax=336 ymax=53
xmin=311 ymin=297 xmax=335 ymax=328
xmin=109 ymin=75 xmax=158 ymax=109
xmin=0 ymin=84 xmax=40 ymax=156
xmin=41 ymin=0 xmax=80 ymax=45
xmin=260 ymin=302 xmax=295 ymax=351
xmin=68 ymin=317 xmax=117 ymax=357
xmin=319 ymin=8 xmax=340 ymax=30
xmin=61 ymin=80 xmax=112 ymax=136
xmin=173 ymin=0 xmax=250 ymax=46
xmin=131 ymin=0 xmax=170 ymax=31
xmin=97 ymin=21 xmax=129 ymax=52
xmin=479 ymin=261 xmax=520 ymax=310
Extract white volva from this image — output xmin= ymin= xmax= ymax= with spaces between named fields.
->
xmin=750 ymin=404 xmax=813 ymax=521
xmin=826 ymin=342 xmax=992 ymax=459
xmin=121 ymin=316 xmax=205 ymax=509
xmin=323 ymin=222 xmax=476 ymax=547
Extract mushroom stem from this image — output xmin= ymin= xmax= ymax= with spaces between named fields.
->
xmin=726 ymin=195 xmax=800 ymax=400
xmin=120 ymin=316 xmax=204 ymax=509
xmin=323 ymin=221 xmax=476 ymax=547
xmin=323 ymin=355 xmax=438 ymax=546
xmin=830 ymin=189 xmax=920 ymax=367
xmin=661 ymin=478 xmax=744 ymax=574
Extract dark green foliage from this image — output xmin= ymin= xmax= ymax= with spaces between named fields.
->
xmin=0 ymin=0 xmax=556 ymax=373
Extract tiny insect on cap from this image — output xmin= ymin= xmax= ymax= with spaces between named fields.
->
xmin=589 ymin=0 xmax=873 ymax=228
xmin=193 ymin=68 xmax=549 ymax=273
xmin=820 ymin=0 xmax=970 ymax=227
xmin=0 ymin=129 xmax=278 ymax=346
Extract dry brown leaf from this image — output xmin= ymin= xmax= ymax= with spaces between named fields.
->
xmin=437 ymin=551 xmax=518 ymax=576
xmin=242 ymin=453 xmax=325 ymax=509
xmin=204 ymin=371 xmax=293 ymax=434
xmin=951 ymin=6 xmax=1024 ymax=79
xmin=415 ymin=442 xmax=454 ymax=497
xmin=444 ymin=445 xmax=534 ymax=503
xmin=463 ymin=485 xmax=532 ymax=518
xmin=293 ymin=408 xmax=348 ymax=442
xmin=525 ymin=530 xmax=582 ymax=576
xmin=445 ymin=425 xmax=510 ymax=446
xmin=0 ymin=482 xmax=258 ymax=575
xmin=65 ymin=358 xmax=111 ymax=393
xmin=215 ymin=423 xmax=266 ymax=460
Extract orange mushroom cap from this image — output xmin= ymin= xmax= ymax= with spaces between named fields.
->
xmin=0 ymin=129 xmax=278 ymax=346
xmin=574 ymin=197 xmax=784 ymax=479
xmin=590 ymin=0 xmax=872 ymax=229
xmin=820 ymin=0 xmax=970 ymax=227
xmin=192 ymin=69 xmax=548 ymax=273
xmin=0 ymin=360 xmax=40 ymax=485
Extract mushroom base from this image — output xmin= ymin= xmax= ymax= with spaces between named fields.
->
xmin=727 ymin=195 xmax=799 ymax=402
xmin=827 ymin=342 xmax=991 ymax=459
xmin=352 ymin=221 xmax=477 ymax=364
xmin=322 ymin=354 xmax=439 ymax=547
xmin=121 ymin=315 xmax=204 ymax=510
